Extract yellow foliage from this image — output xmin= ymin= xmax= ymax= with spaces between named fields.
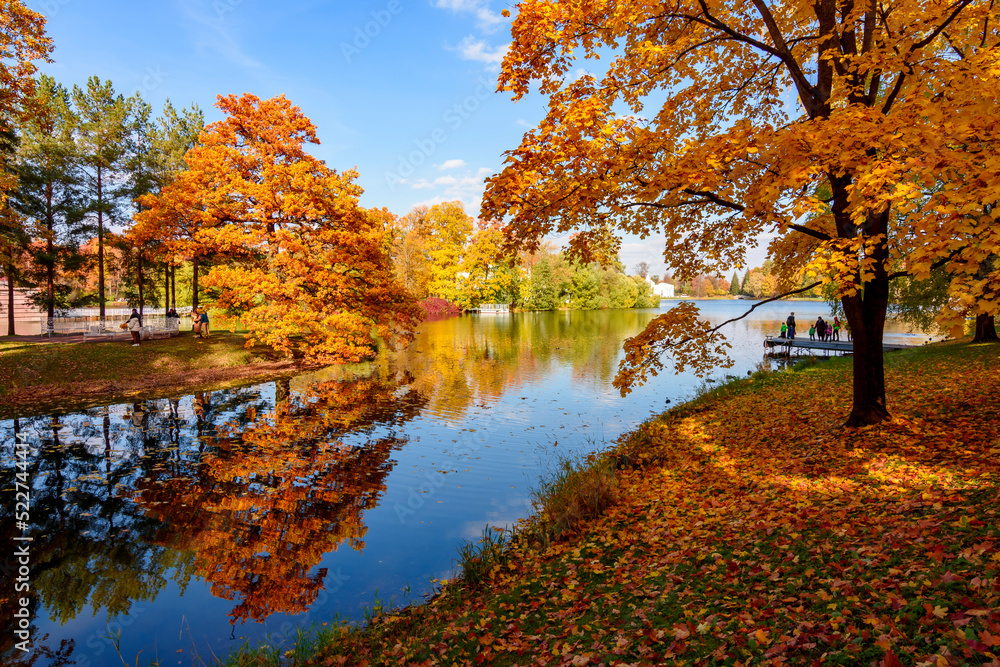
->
xmin=482 ymin=0 xmax=1000 ymax=422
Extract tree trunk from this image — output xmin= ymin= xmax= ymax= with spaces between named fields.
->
xmin=164 ymin=263 xmax=170 ymax=311
xmin=843 ymin=291 xmax=891 ymax=426
xmin=6 ymin=266 xmax=14 ymax=336
xmin=97 ymin=165 xmax=106 ymax=325
xmin=170 ymin=265 xmax=176 ymax=310
xmin=137 ymin=247 xmax=144 ymax=317
xmin=973 ymin=313 xmax=998 ymax=342
xmin=192 ymin=256 xmax=199 ymax=310
xmin=835 ymin=192 xmax=892 ymax=426
xmin=46 ymin=181 xmax=55 ymax=324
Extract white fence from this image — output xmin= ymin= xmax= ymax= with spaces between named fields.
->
xmin=62 ymin=307 xmax=192 ymax=318
xmin=41 ymin=311 xmax=190 ymax=337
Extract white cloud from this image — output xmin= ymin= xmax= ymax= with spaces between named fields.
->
xmin=410 ymin=179 xmax=434 ymax=190
xmin=407 ymin=167 xmax=494 ymax=218
xmin=433 ymin=0 xmax=504 ymax=31
xmin=437 ymin=159 xmax=467 ymax=170
xmin=453 ymin=36 xmax=509 ymax=67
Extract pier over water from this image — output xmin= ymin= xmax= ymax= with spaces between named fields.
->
xmin=764 ymin=337 xmax=915 ymax=356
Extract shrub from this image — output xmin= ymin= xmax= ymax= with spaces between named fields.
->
xmin=531 ymin=454 xmax=620 ymax=541
xmin=418 ymin=297 xmax=462 ymax=319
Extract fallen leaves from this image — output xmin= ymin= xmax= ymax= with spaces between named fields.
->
xmin=316 ymin=342 xmax=1000 ymax=665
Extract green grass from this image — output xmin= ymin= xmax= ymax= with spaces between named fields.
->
xmin=529 ymin=453 xmax=620 ymax=542
xmin=0 ymin=330 xmax=283 ymax=416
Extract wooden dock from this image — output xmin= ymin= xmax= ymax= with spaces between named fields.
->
xmin=764 ymin=337 xmax=915 ymax=356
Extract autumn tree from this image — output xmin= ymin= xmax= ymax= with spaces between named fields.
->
xmin=421 ymin=201 xmax=473 ymax=302
xmin=633 ymin=261 xmax=649 ymax=279
xmin=151 ymin=100 xmax=204 ymax=310
xmin=729 ymin=271 xmax=741 ymax=296
xmin=0 ymin=0 xmax=51 ymax=203
xmin=455 ymin=222 xmax=519 ymax=309
xmin=138 ymin=94 xmax=421 ymax=361
xmin=0 ymin=172 xmax=30 ymax=336
xmin=389 ymin=206 xmax=433 ymax=298
xmin=483 ymin=0 xmax=1000 ymax=425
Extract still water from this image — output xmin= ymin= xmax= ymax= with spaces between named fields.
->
xmin=1 ymin=301 xmax=931 ymax=665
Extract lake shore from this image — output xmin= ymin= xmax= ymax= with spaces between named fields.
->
xmin=239 ymin=338 xmax=1000 ymax=666
xmin=0 ymin=331 xmax=326 ymax=417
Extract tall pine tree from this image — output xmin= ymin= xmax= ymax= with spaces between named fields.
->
xmin=72 ymin=77 xmax=129 ymax=324
xmin=14 ymin=75 xmax=86 ymax=325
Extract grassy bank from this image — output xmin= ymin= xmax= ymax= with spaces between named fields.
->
xmin=0 ymin=331 xmax=323 ymax=417
xmin=226 ymin=339 xmax=999 ymax=666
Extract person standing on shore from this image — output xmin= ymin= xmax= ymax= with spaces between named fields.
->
xmin=191 ymin=308 xmax=201 ymax=337
xmin=786 ymin=312 xmax=796 ymax=339
xmin=200 ymin=308 xmax=210 ymax=338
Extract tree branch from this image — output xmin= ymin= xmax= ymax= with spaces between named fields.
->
xmin=886 ymin=247 xmax=965 ymax=279
xmin=913 ymin=0 xmax=975 ymax=49
xmin=787 ymin=223 xmax=832 ymax=241
xmin=655 ymin=280 xmax=824 ymax=353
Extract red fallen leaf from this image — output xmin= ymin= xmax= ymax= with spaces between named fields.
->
xmin=764 ymin=642 xmax=788 ymax=657
xmin=879 ymin=650 xmax=903 ymax=667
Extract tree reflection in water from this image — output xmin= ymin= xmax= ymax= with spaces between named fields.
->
xmin=0 ymin=372 xmax=425 ymax=665
xmin=132 ymin=375 xmax=426 ymax=623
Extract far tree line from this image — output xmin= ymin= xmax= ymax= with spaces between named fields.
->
xmin=0 ymin=74 xmax=204 ymax=330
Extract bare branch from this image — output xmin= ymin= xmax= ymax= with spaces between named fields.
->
xmin=656 ymin=280 xmax=824 ymax=352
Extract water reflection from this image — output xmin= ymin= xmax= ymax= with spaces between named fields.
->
xmin=1 ymin=374 xmax=425 ymax=664
xmin=132 ymin=377 xmax=426 ymax=623
xmin=0 ymin=303 xmax=933 ymax=666
xmin=394 ymin=311 xmax=668 ymax=420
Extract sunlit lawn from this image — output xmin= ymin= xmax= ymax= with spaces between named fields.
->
xmin=0 ymin=330 xmax=274 ymax=399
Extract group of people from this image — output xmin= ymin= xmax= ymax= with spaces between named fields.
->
xmin=811 ymin=316 xmax=841 ymax=341
xmin=191 ymin=307 xmax=210 ymax=338
xmin=779 ymin=312 xmax=797 ymax=338
xmin=777 ymin=312 xmax=845 ymax=341
xmin=123 ymin=306 xmax=210 ymax=347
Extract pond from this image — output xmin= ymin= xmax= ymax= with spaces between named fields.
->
xmin=1 ymin=301 xmax=933 ymax=666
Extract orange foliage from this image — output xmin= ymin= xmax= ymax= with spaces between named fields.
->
xmin=0 ymin=1 xmax=51 ymax=199
xmin=136 ymin=94 xmax=421 ymax=361
xmin=482 ymin=0 xmax=1000 ymax=424
xmin=131 ymin=377 xmax=426 ymax=623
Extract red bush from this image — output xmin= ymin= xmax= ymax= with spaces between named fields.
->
xmin=418 ymin=298 xmax=462 ymax=320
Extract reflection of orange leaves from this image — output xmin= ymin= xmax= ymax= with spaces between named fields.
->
xmin=133 ymin=376 xmax=424 ymax=623
xmin=315 ymin=343 xmax=1000 ymax=665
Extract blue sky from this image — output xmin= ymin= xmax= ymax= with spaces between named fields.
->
xmin=30 ymin=0 xmax=766 ymax=277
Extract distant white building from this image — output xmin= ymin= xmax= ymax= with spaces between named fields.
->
xmin=0 ymin=278 xmax=44 ymax=335
xmin=653 ymin=283 xmax=675 ymax=298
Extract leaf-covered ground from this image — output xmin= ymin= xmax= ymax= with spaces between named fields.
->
xmin=309 ymin=341 xmax=999 ymax=667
